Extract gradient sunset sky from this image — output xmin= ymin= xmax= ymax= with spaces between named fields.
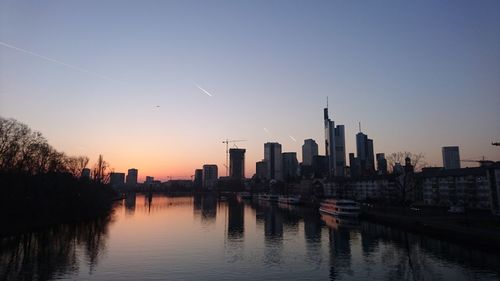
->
xmin=1 ymin=0 xmax=499 ymax=181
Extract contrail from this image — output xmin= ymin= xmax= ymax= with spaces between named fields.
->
xmin=289 ymin=135 xmax=297 ymax=142
xmin=0 ymin=41 xmax=118 ymax=82
xmin=195 ymin=84 xmax=213 ymax=97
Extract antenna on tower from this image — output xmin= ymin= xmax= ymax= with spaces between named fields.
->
xmin=359 ymin=122 xmax=361 ymax=133
xmin=326 ymin=96 xmax=329 ymax=110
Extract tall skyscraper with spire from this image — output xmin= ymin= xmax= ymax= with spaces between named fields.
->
xmin=324 ymin=99 xmax=346 ymax=177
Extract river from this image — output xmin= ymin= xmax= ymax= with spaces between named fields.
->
xmin=1 ymin=193 xmax=499 ymax=281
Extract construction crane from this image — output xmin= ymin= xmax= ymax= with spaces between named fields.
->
xmin=461 ymin=159 xmax=494 ymax=167
xmin=222 ymin=139 xmax=246 ymax=176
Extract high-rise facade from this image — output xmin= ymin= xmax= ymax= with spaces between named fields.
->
xmin=194 ymin=169 xmax=203 ymax=188
xmin=110 ymin=172 xmax=125 ymax=187
xmin=376 ymin=153 xmax=388 ymax=175
xmin=324 ymin=107 xmax=346 ymax=177
xmin=145 ymin=176 xmax=154 ymax=184
xmin=302 ymin=139 xmax=318 ymax=166
xmin=202 ymin=164 xmax=218 ymax=190
xmin=349 ymin=153 xmax=362 ymax=177
xmin=256 ymin=160 xmax=268 ymax=180
xmin=312 ymin=155 xmax=328 ymax=178
xmin=264 ymin=142 xmax=283 ymax=181
xmin=229 ymin=148 xmax=246 ymax=179
xmin=126 ymin=168 xmax=138 ymax=185
xmin=282 ymin=152 xmax=299 ymax=181
xmin=355 ymin=131 xmax=375 ymax=175
xmin=442 ymin=146 xmax=461 ymax=169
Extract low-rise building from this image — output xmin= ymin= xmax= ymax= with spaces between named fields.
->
xmin=486 ymin=163 xmax=500 ymax=215
xmin=420 ymin=167 xmax=490 ymax=210
xmin=323 ymin=175 xmax=398 ymax=202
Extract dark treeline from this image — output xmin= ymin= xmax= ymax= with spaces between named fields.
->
xmin=0 ymin=117 xmax=116 ymax=236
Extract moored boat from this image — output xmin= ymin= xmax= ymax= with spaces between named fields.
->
xmin=319 ymin=199 xmax=360 ymax=218
xmin=258 ymin=194 xmax=279 ymax=202
xmin=237 ymin=192 xmax=252 ymax=200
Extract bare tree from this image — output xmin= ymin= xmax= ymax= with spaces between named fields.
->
xmin=385 ymin=152 xmax=427 ymax=205
xmin=0 ymin=117 xmax=94 ymax=177
xmin=386 ymin=151 xmax=427 ymax=172
xmin=92 ymin=155 xmax=109 ymax=184
xmin=65 ymin=156 xmax=90 ymax=178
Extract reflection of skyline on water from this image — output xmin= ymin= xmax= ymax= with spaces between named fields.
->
xmin=124 ymin=192 xmax=136 ymax=216
xmin=328 ymin=227 xmax=354 ymax=280
xmin=227 ymin=198 xmax=244 ymax=240
xmin=2 ymin=194 xmax=500 ymax=281
xmin=193 ymin=194 xmax=217 ymax=224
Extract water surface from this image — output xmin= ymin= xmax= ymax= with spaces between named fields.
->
xmin=1 ymin=193 xmax=499 ymax=281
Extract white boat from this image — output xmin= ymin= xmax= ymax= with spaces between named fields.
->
xmin=319 ymin=199 xmax=360 ymax=218
xmin=278 ymin=195 xmax=301 ymax=205
xmin=320 ymin=213 xmax=360 ymax=229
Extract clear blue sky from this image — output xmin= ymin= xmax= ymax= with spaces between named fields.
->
xmin=1 ymin=0 xmax=499 ymax=179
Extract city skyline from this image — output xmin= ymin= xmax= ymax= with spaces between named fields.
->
xmin=1 ymin=0 xmax=499 ymax=180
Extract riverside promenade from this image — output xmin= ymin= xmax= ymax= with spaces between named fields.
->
xmin=361 ymin=205 xmax=500 ymax=252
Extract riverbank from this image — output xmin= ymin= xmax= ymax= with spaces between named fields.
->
xmin=1 ymin=200 xmax=116 ymax=238
xmin=361 ymin=205 xmax=500 ymax=253
xmin=0 ymin=172 xmax=117 ymax=237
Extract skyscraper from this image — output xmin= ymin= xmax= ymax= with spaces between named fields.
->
xmin=302 ymin=139 xmax=318 ymax=166
xmin=194 ymin=169 xmax=203 ymax=189
xmin=202 ymin=164 xmax=218 ymax=190
xmin=282 ymin=152 xmax=299 ymax=181
xmin=145 ymin=176 xmax=154 ymax=184
xmin=126 ymin=168 xmax=138 ymax=186
xmin=229 ymin=148 xmax=246 ymax=179
xmin=442 ymin=146 xmax=461 ymax=169
xmin=264 ymin=142 xmax=283 ymax=181
xmin=110 ymin=172 xmax=125 ymax=187
xmin=324 ymin=106 xmax=346 ymax=177
xmin=376 ymin=153 xmax=388 ymax=175
xmin=256 ymin=160 xmax=268 ymax=180
xmin=356 ymin=130 xmax=375 ymax=175
xmin=349 ymin=153 xmax=361 ymax=177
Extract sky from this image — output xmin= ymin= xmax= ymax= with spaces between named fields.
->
xmin=1 ymin=0 xmax=499 ymax=181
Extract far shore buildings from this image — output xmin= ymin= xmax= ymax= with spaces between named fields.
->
xmin=420 ymin=167 xmax=490 ymax=209
xmin=282 ymin=152 xmax=299 ymax=181
xmin=376 ymin=153 xmax=388 ymax=175
xmin=322 ymin=161 xmax=500 ymax=215
xmin=487 ymin=163 xmax=500 ymax=215
xmin=202 ymin=164 xmax=218 ymax=190
xmin=126 ymin=168 xmax=138 ymax=186
xmin=256 ymin=160 xmax=267 ymax=180
xmin=324 ymin=106 xmax=346 ymax=177
xmin=145 ymin=176 xmax=154 ymax=184
xmin=229 ymin=148 xmax=246 ymax=179
xmin=194 ymin=169 xmax=203 ymax=189
xmin=353 ymin=128 xmax=375 ymax=177
xmin=442 ymin=146 xmax=461 ymax=169
xmin=110 ymin=172 xmax=125 ymax=187
xmin=302 ymin=139 xmax=318 ymax=166
xmin=264 ymin=142 xmax=283 ymax=181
